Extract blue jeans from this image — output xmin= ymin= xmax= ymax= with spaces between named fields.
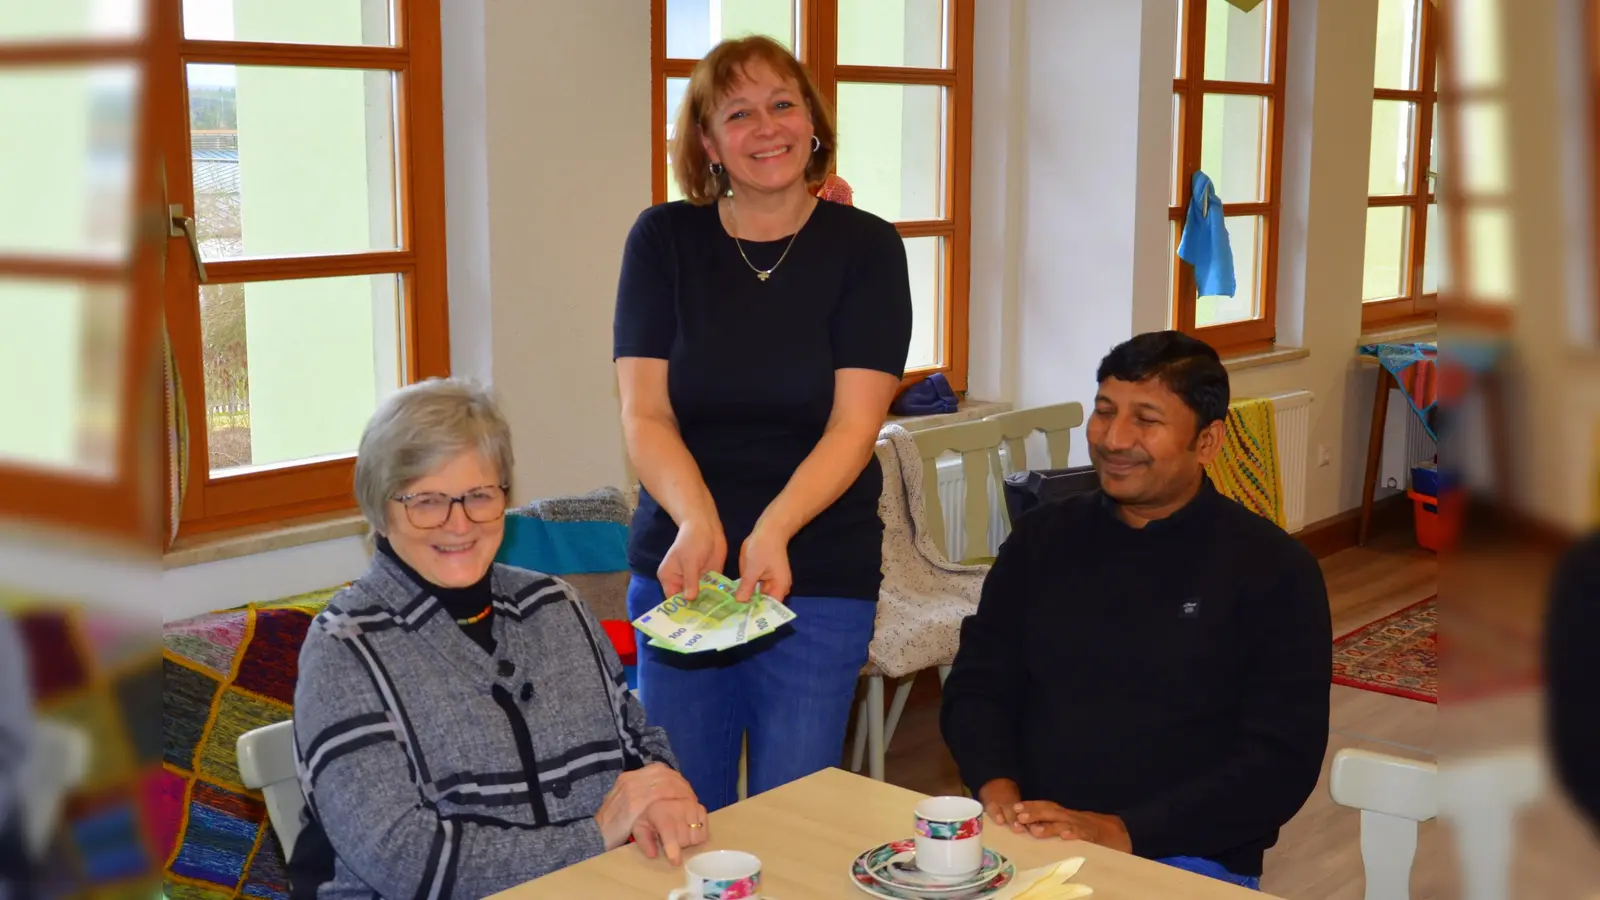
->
xmin=1156 ymin=856 xmax=1261 ymax=890
xmin=626 ymin=575 xmax=876 ymax=812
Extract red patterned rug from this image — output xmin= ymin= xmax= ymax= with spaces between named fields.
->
xmin=1332 ymin=597 xmax=1437 ymax=703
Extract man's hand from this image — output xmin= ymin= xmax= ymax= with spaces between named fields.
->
xmin=1012 ymin=802 xmax=1132 ymax=853
xmin=978 ymin=779 xmax=1024 ymax=830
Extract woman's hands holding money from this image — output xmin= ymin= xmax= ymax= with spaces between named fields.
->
xmin=659 ymin=516 xmax=727 ymax=601
xmin=733 ymin=524 xmax=792 ymax=604
xmin=595 ymin=763 xmax=699 ymax=853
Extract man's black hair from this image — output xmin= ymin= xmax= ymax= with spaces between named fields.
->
xmin=1095 ymin=331 xmax=1230 ymax=428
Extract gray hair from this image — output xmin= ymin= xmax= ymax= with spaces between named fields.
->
xmin=353 ymin=377 xmax=515 ymax=532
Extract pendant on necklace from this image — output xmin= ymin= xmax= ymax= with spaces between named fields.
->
xmin=757 ymin=272 xmax=770 ymax=282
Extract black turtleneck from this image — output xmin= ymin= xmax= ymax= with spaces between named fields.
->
xmin=376 ymin=537 xmax=497 ymax=655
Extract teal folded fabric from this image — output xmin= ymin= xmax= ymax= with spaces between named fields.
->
xmin=497 ymin=515 xmax=629 ymax=576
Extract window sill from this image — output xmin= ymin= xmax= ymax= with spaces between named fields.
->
xmin=163 ymin=509 xmax=367 ymax=570
xmin=1359 ymin=323 xmax=1438 ymax=346
xmin=1220 ymin=345 xmax=1310 ymax=373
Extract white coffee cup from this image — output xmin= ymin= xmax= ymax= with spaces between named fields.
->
xmin=668 ymin=850 xmax=763 ymax=900
xmin=914 ymin=795 xmax=985 ymax=878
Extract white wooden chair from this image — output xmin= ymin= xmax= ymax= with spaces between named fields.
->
xmin=851 ymin=419 xmax=1006 ymax=781
xmin=237 ymin=719 xmax=306 ymax=859
xmin=19 ymin=718 xmax=89 ymax=857
xmin=1437 ymin=748 xmax=1545 ymax=900
xmin=1329 ymin=747 xmax=1439 ymax=900
xmin=984 ymin=402 xmax=1085 ymax=476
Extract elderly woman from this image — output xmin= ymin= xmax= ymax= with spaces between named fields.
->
xmin=613 ymin=34 xmax=913 ymax=812
xmin=290 ymin=378 xmax=706 ymax=900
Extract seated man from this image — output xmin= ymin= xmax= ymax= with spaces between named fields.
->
xmin=1546 ymin=530 xmax=1600 ymax=833
xmin=941 ymin=331 xmax=1330 ymax=889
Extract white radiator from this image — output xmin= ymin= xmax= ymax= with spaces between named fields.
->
xmin=1378 ymin=388 xmax=1438 ymax=495
xmin=933 ymin=391 xmax=1317 ymax=557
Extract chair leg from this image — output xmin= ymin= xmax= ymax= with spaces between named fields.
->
xmin=867 ymin=675 xmax=886 ymax=782
xmin=882 ymin=677 xmax=915 ymax=750
xmin=850 ymin=690 xmax=870 ymax=773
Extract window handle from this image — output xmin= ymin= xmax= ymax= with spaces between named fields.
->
xmin=169 ymin=204 xmax=207 ymax=284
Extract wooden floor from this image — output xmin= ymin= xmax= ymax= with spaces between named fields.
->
xmin=840 ymin=526 xmax=1600 ymax=898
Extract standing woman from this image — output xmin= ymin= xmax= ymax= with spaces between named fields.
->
xmin=613 ymin=35 xmax=912 ymax=811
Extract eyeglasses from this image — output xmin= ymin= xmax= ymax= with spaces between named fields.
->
xmin=391 ymin=484 xmax=509 ymax=529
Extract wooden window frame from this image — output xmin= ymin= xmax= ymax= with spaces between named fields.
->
xmin=1170 ymin=0 xmax=1290 ymax=355
xmin=1362 ymin=0 xmax=1440 ymax=329
xmin=650 ymin=0 xmax=974 ymax=391
xmin=1432 ymin=0 xmax=1512 ymax=329
xmin=161 ymin=0 xmax=451 ymax=541
xmin=0 ymin=4 xmax=169 ymax=545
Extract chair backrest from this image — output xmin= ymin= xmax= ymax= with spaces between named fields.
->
xmin=984 ymin=403 xmax=1085 ymax=475
xmin=909 ymin=418 xmax=1006 ymax=563
xmin=1436 ymin=749 xmax=1544 ymax=900
xmin=237 ymin=719 xmax=305 ymax=860
xmin=19 ymin=718 xmax=90 ymax=857
xmin=1329 ymin=748 xmax=1439 ymax=900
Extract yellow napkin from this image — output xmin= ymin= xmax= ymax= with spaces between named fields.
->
xmin=994 ymin=857 xmax=1092 ymax=900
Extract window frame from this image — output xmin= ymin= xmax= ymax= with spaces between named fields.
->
xmin=1169 ymin=0 xmax=1291 ymax=354
xmin=650 ymin=0 xmax=975 ymax=391
xmin=160 ymin=0 xmax=451 ymax=541
xmin=1361 ymin=0 xmax=1440 ymax=329
xmin=0 ymin=0 xmax=169 ymax=544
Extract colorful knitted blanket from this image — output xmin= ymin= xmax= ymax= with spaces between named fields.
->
xmin=1205 ymin=397 xmax=1286 ymax=529
xmin=159 ymin=588 xmax=342 ymax=900
xmin=1 ymin=594 xmax=165 ymax=899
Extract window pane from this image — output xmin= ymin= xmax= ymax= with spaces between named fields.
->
xmin=1202 ymin=0 xmax=1271 ymax=83
xmin=1362 ymin=206 xmax=1410 ymax=301
xmin=1466 ymin=209 xmax=1513 ymax=302
xmin=182 ymin=0 xmax=393 ymax=46
xmin=0 ymin=0 xmax=143 ymax=40
xmin=1174 ymin=0 xmax=1186 ymax=78
xmin=1452 ymin=0 xmax=1502 ymax=90
xmin=1460 ymin=101 xmax=1508 ymax=195
xmin=1199 ymin=93 xmax=1266 ymax=203
xmin=0 ymin=65 xmax=139 ymax=261
xmin=665 ymin=0 xmax=795 ymax=59
xmin=904 ymin=236 xmax=944 ymax=371
xmin=1170 ymin=93 xmax=1182 ymax=206
xmin=1373 ymin=0 xmax=1421 ymax=90
xmin=0 ymin=280 xmax=124 ymax=478
xmin=1195 ymin=215 xmax=1260 ymax=327
xmin=835 ymin=83 xmax=945 ymax=221
xmin=189 ymin=64 xmax=398 ymax=260
xmin=839 ymin=0 xmax=944 ymax=68
xmin=1422 ymin=202 xmax=1442 ymax=294
xmin=1168 ymin=220 xmax=1179 ymax=313
xmin=665 ymin=77 xmax=689 ymax=203
xmin=1368 ymin=100 xmax=1416 ymax=196
xmin=203 ymin=274 xmax=403 ymax=475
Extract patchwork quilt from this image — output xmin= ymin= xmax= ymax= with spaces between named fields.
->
xmin=159 ymin=588 xmax=341 ymax=900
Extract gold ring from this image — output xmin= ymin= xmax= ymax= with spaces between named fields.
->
xmin=689 ymin=823 xmax=704 ymax=829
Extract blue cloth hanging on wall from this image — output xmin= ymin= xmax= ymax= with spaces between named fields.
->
xmin=1177 ymin=171 xmax=1237 ymax=297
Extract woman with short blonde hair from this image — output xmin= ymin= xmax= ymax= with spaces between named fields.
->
xmin=613 ymin=36 xmax=913 ymax=811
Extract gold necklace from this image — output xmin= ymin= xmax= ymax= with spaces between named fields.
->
xmin=727 ymin=198 xmax=806 ymax=282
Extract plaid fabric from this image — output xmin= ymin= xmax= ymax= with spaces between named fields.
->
xmin=159 ymin=587 xmax=342 ymax=900
xmin=0 ymin=596 xmax=164 ymax=899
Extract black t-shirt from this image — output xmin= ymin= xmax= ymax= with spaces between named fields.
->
xmin=613 ymin=199 xmax=913 ymax=600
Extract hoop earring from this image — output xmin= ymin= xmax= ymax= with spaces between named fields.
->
xmin=811 ymin=135 xmax=822 ymax=154
xmin=709 ymin=161 xmax=725 ymax=177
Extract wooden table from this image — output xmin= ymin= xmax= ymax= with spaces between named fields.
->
xmin=491 ymin=768 xmax=1279 ymax=899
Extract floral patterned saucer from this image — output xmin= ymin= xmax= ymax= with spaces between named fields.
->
xmin=849 ymin=839 xmax=1015 ymax=900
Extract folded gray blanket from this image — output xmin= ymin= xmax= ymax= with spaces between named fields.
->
xmin=509 ymin=486 xmax=632 ymax=525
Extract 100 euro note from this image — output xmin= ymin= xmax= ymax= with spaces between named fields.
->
xmin=631 ymin=572 xmax=797 ymax=653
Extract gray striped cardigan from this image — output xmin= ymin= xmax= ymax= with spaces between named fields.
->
xmin=292 ymin=553 xmax=675 ymax=900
